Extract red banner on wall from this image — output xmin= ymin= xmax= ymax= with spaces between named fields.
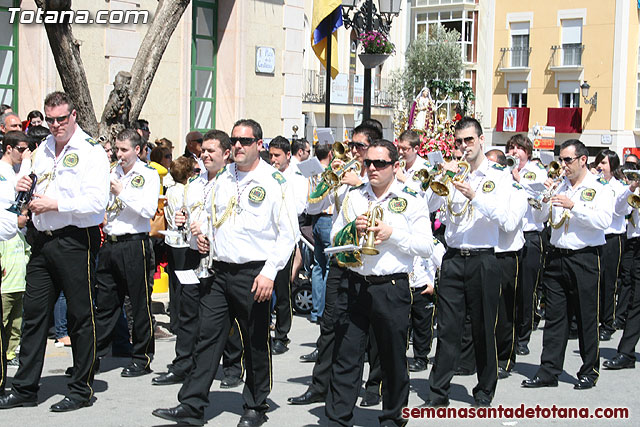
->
xmin=496 ymin=107 xmax=530 ymax=132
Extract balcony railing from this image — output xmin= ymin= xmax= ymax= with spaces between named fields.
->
xmin=499 ymin=46 xmax=531 ymax=69
xmin=551 ymin=44 xmax=584 ymax=68
xmin=302 ymin=69 xmax=395 ymax=108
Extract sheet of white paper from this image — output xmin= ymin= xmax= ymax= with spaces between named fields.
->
xmin=175 ymin=269 xmax=200 ymax=285
xmin=528 ymin=182 xmax=547 ymax=193
xmin=427 ymin=151 xmax=444 ymax=165
xmin=539 ymin=151 xmax=555 ymax=166
xmin=297 ymin=157 xmax=325 ymax=178
xmin=316 ymin=128 xmax=335 ymax=146
xmin=324 ymin=244 xmax=361 ymax=255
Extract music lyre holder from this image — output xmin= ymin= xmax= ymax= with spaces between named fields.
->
xmin=7 ymin=173 xmax=37 ymax=214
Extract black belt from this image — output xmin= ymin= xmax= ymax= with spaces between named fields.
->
xmin=212 ymin=260 xmax=265 ymax=269
xmin=40 ymin=225 xmax=83 ymax=238
xmin=496 ymin=250 xmax=520 ymax=258
xmin=550 ymin=245 xmax=598 ymax=255
xmin=447 ymin=247 xmax=494 ymax=257
xmin=105 ymin=232 xmax=148 ymax=243
xmin=351 ymin=271 xmax=408 ymax=285
xmin=524 ymin=230 xmax=540 ymax=236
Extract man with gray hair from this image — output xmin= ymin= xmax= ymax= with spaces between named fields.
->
xmin=0 ymin=112 xmax=22 ymax=134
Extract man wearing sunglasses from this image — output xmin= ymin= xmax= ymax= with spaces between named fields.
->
xmin=426 ymin=117 xmax=509 ymax=407
xmin=154 ymin=119 xmax=299 ymax=427
xmin=395 ymin=129 xmax=432 ymax=194
xmin=0 ymin=92 xmax=110 ymax=413
xmin=0 ymin=131 xmax=31 ymax=188
xmin=326 ymin=139 xmax=434 ymax=426
xmin=522 ymin=139 xmax=613 ymax=391
xmin=183 ymin=130 xmax=204 ymax=172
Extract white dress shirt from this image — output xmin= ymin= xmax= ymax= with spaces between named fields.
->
xmin=164 ymin=182 xmax=190 ymax=248
xmin=209 ymin=161 xmax=300 ymax=281
xmin=30 ymin=127 xmax=110 ymax=231
xmin=282 ymin=164 xmax=309 ymax=216
xmin=605 ymin=177 xmax=631 ymax=235
xmin=427 ymin=158 xmax=509 ymax=249
xmin=496 ymin=175 xmax=528 ymax=253
xmin=0 ymin=160 xmax=17 ymax=205
xmin=409 ymin=238 xmax=446 ymax=288
xmin=104 ymin=159 xmax=160 ymax=235
xmin=185 ymin=170 xmax=216 ymax=250
xmin=0 ymin=166 xmax=17 ymax=240
xmin=331 ymin=180 xmax=434 ymax=276
xmin=402 ymin=156 xmax=432 ymax=196
xmin=517 ymin=160 xmax=548 ymax=232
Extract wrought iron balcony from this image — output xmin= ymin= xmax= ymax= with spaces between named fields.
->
xmin=550 ymin=44 xmax=584 ymax=69
xmin=302 ymin=69 xmax=395 ymax=108
xmin=499 ymin=46 xmax=531 ymax=70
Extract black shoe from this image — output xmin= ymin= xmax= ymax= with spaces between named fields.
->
xmin=237 ymin=408 xmax=268 ymax=427
xmin=613 ymin=319 xmax=626 ymax=330
xmin=521 ymin=376 xmax=558 ymax=388
xmin=271 ymin=340 xmax=289 ymax=355
xmin=300 ymin=348 xmax=318 ymax=363
xmin=360 ymin=391 xmax=381 ymax=407
xmin=420 ymin=398 xmax=449 ymax=408
xmin=220 ymin=376 xmax=244 ymax=389
xmin=0 ymin=392 xmax=38 ymax=409
xmin=287 ymin=390 xmax=325 ymax=405
xmin=454 ymin=367 xmax=476 ymax=376
xmin=152 ymin=371 xmax=185 ymax=385
xmin=603 ymin=354 xmax=636 ymax=370
xmin=408 ymin=358 xmax=428 ymax=372
xmin=516 ymin=345 xmax=530 ymax=356
xmin=152 ymin=405 xmax=204 ymax=426
xmin=498 ymin=367 xmax=510 ymax=380
xmin=599 ymin=329 xmax=612 ymax=341
xmin=574 ymin=376 xmax=596 ymax=390
xmin=568 ymin=329 xmax=578 ymax=340
xmin=50 ymin=397 xmax=92 ymax=412
xmin=121 ymin=362 xmax=152 ymax=377
xmin=7 ymin=358 xmax=18 ymax=368
xmin=474 ymin=398 xmax=491 ymax=407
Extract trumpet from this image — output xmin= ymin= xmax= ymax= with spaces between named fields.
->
xmin=399 ymin=159 xmax=406 ymax=170
xmin=332 ymin=141 xmax=350 ymax=161
xmin=430 ymin=154 xmax=470 ymax=197
xmin=361 ymin=205 xmax=384 ymax=256
xmin=628 ymin=193 xmax=640 ymax=209
xmin=623 ymin=169 xmax=640 ymax=182
xmin=506 ymin=155 xmax=520 ymax=172
xmin=194 ymin=214 xmax=215 ymax=278
xmin=413 ymin=167 xmax=441 ymax=191
xmin=177 ymin=206 xmax=190 ymax=242
xmin=322 ymin=158 xmax=361 ymax=188
xmin=547 ymin=160 xmax=562 ymax=179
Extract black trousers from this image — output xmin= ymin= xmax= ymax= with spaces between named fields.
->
xmin=326 ymin=272 xmax=411 ymax=427
xmin=517 ymin=231 xmax=543 ymax=347
xmin=615 ymin=236 xmax=635 ymax=326
xmin=0 ymin=261 xmax=5 ymax=393
xmin=456 ymin=311 xmax=476 ymax=373
xmin=617 ymin=238 xmax=640 ymax=358
xmin=12 ymin=226 xmax=100 ymax=401
xmin=308 ymin=261 xmax=348 ymax=396
xmin=363 ymin=326 xmax=382 ymax=396
xmin=273 ymin=251 xmax=294 ymax=343
xmin=536 ymin=246 xmax=601 ymax=382
xmin=167 ymin=247 xmax=199 ymax=333
xmin=429 ymin=250 xmax=500 ymax=403
xmin=496 ymin=252 xmax=520 ymax=371
xmin=223 ymin=320 xmax=244 ymax=379
xmin=95 ymin=237 xmax=154 ymax=367
xmin=410 ymin=285 xmax=435 ymax=363
xmin=599 ymin=233 xmax=624 ymax=334
xmin=178 ymin=261 xmax=270 ymax=417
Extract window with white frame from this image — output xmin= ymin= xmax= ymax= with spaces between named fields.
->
xmin=510 ymin=22 xmax=530 ymax=67
xmin=559 ymin=81 xmax=580 ymax=108
xmin=508 ymin=82 xmax=528 ymax=108
xmin=415 ymin=9 xmax=475 ymax=63
xmin=561 ymin=19 xmax=583 ymax=66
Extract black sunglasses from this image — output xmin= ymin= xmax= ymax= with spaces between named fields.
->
xmin=559 ymin=156 xmax=580 ymax=164
xmin=230 ymin=137 xmax=258 ymax=146
xmin=454 ymin=136 xmax=475 ymax=145
xmin=364 ymin=159 xmax=395 ymax=169
xmin=45 ymin=114 xmax=70 ymax=125
xmin=15 ymin=146 xmax=28 ymax=153
xmin=348 ymin=142 xmax=367 ymax=149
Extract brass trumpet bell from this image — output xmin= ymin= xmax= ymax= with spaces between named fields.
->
xmin=332 ymin=141 xmax=349 ymax=161
xmin=547 ymin=161 xmax=562 ymax=179
xmin=624 ymin=170 xmax=640 ymax=182
xmin=628 ymin=194 xmax=640 ymax=209
xmin=361 ymin=205 xmax=384 ymax=256
xmin=429 ymin=161 xmax=470 ymax=197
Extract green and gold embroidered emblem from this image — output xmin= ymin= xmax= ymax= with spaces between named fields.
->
xmin=402 ymin=186 xmax=417 ymax=197
xmin=86 ymin=137 xmax=99 ymax=146
xmin=513 ymin=182 xmax=523 ymax=190
xmin=272 ymin=171 xmax=286 ymax=184
xmin=523 ymin=171 xmax=536 ymax=180
xmin=0 ymin=175 xmax=5 ymax=181
xmin=63 ymin=153 xmax=79 ymax=167
xmin=492 ymin=163 xmax=506 ymax=171
xmin=597 ymin=177 xmax=609 ymax=185
xmin=248 ymin=186 xmax=266 ymax=203
xmin=388 ymin=197 xmax=407 ymax=213
xmin=482 ymin=180 xmax=495 ymax=193
xmin=131 ymin=175 xmax=145 ymax=188
xmin=581 ymin=188 xmax=596 ymax=201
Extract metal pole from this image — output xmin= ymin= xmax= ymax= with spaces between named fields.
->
xmin=324 ymin=10 xmax=333 ymax=128
xmin=362 ymin=0 xmax=373 ymax=122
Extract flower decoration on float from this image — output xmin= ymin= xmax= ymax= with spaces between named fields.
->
xmin=415 ymin=113 xmax=462 ymax=159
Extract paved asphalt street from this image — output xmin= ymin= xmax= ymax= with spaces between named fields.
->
xmin=2 ymin=294 xmax=637 ymax=426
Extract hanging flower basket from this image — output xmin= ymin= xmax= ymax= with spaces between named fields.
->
xmin=358 ymin=54 xmax=390 ymax=69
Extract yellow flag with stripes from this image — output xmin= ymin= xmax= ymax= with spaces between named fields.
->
xmin=311 ymin=0 xmax=343 ymax=79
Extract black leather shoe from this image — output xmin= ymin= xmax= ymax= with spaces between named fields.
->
xmin=516 ymin=345 xmax=530 ymax=356
xmin=408 ymin=358 xmax=428 ymax=372
xmin=360 ymin=391 xmax=381 ymax=407
xmin=121 ymin=363 xmax=151 ymax=377
xmin=152 ymin=405 xmax=204 ymax=426
xmin=420 ymin=398 xmax=449 ymax=408
xmin=613 ymin=319 xmax=626 ymax=330
xmin=220 ymin=376 xmax=244 ymax=389
xmin=454 ymin=367 xmax=476 ymax=376
xmin=599 ymin=329 xmax=612 ymax=341
xmin=0 ymin=392 xmax=37 ymax=409
xmin=50 ymin=397 xmax=92 ymax=412
xmin=521 ymin=376 xmax=558 ymax=388
xmin=603 ymin=354 xmax=636 ymax=370
xmin=498 ymin=367 xmax=510 ymax=379
xmin=237 ymin=408 xmax=268 ymax=427
xmin=271 ymin=340 xmax=289 ymax=355
xmin=574 ymin=377 xmax=596 ymax=390
xmin=474 ymin=398 xmax=491 ymax=407
xmin=288 ymin=390 xmax=325 ymax=405
xmin=152 ymin=371 xmax=185 ymax=385
xmin=300 ymin=348 xmax=318 ymax=362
